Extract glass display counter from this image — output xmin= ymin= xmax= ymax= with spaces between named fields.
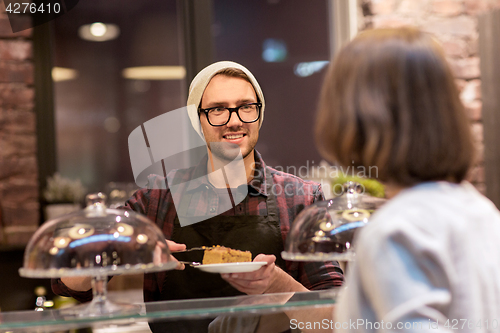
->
xmin=0 ymin=289 xmax=339 ymax=332
xmin=9 ymin=192 xmax=347 ymax=332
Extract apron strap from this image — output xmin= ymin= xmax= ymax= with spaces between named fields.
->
xmin=264 ymin=167 xmax=279 ymax=219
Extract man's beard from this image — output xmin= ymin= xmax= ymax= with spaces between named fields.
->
xmin=207 ymin=138 xmax=256 ymax=162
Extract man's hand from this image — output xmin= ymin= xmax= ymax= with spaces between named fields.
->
xmin=166 ymin=239 xmax=186 ymax=270
xmin=221 ymin=254 xmax=308 ymax=295
xmin=221 ymin=254 xmax=276 ymax=294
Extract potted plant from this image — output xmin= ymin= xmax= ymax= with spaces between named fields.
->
xmin=43 ymin=173 xmax=87 ymax=221
xmin=331 ymin=173 xmax=385 ymax=198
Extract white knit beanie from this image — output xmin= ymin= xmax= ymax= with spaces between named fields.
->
xmin=186 ymin=61 xmax=266 ymax=141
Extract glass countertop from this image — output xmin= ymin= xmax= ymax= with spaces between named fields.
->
xmin=0 ymin=289 xmax=339 ymax=332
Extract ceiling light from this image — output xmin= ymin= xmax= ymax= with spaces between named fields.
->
xmin=122 ymin=66 xmax=186 ymax=80
xmin=294 ymin=61 xmax=329 ymax=77
xmin=262 ymin=38 xmax=288 ymax=62
xmin=52 ymin=67 xmax=78 ymax=82
xmin=90 ymin=22 xmax=107 ymax=37
xmin=78 ymin=22 xmax=120 ymax=42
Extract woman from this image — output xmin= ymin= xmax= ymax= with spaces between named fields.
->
xmin=316 ymin=27 xmax=500 ymax=331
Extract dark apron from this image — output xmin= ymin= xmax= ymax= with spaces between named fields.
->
xmin=149 ymin=168 xmax=286 ymax=333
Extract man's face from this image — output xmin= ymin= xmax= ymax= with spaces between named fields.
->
xmin=200 ymin=74 xmax=259 ymax=161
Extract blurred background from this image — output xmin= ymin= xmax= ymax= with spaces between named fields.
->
xmin=51 ymin=0 xmax=333 ymax=193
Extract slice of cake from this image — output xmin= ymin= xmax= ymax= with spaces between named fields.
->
xmin=202 ymin=246 xmax=252 ymax=264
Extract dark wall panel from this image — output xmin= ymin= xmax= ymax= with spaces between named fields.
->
xmin=479 ymin=9 xmax=500 ymax=208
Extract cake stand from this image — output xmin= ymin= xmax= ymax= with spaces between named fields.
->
xmin=19 ymin=193 xmax=177 ymax=317
xmin=282 ymin=182 xmax=386 ymax=262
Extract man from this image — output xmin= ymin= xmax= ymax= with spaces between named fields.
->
xmin=53 ymin=61 xmax=343 ymax=331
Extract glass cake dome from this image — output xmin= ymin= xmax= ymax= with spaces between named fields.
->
xmin=282 ymin=182 xmax=386 ymax=262
xmin=19 ymin=193 xmax=177 ymax=315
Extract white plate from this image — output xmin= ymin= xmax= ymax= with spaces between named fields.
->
xmin=195 ymin=262 xmax=267 ymax=274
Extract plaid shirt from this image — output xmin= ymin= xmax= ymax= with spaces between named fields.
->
xmin=52 ymin=151 xmax=343 ymax=302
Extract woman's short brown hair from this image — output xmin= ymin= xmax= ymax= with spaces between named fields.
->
xmin=315 ymin=27 xmax=474 ymax=186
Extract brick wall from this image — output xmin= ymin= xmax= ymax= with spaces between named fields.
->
xmin=359 ymin=0 xmax=500 ymax=193
xmin=0 ymin=2 xmax=39 ymax=246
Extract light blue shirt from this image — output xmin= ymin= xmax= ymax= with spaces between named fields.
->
xmin=337 ymin=182 xmax=500 ymax=332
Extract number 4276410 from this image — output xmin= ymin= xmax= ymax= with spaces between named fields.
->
xmin=444 ymin=319 xmax=498 ymax=330
xmin=5 ymin=2 xmax=61 ymax=14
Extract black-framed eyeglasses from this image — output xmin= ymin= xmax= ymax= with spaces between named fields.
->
xmin=199 ymin=103 xmax=262 ymax=126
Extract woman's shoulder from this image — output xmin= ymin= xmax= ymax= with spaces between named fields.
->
xmin=358 ymin=181 xmax=500 ymax=254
